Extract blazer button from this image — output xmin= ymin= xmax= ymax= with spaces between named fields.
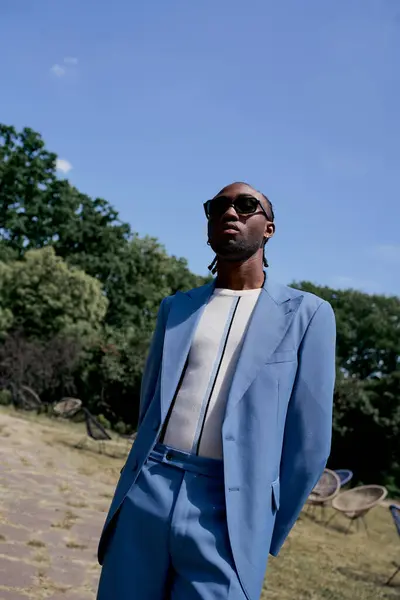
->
xmin=132 ymin=459 xmax=138 ymax=471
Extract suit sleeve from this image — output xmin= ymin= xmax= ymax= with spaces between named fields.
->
xmin=270 ymin=300 xmax=336 ymax=556
xmin=137 ymin=297 xmax=170 ymax=428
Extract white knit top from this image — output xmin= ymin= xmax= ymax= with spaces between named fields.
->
xmin=162 ymin=287 xmax=261 ymax=459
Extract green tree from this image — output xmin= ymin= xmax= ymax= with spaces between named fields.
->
xmin=104 ymin=235 xmax=210 ymax=329
xmin=0 ymin=262 xmax=13 ymax=336
xmin=0 ymin=124 xmax=131 ymax=291
xmin=292 ymin=282 xmax=400 ymax=379
xmin=1 ymin=246 xmax=108 ymax=339
xmin=0 ymin=122 xmax=212 ymax=426
xmin=78 ymin=236 xmax=211 ymax=426
xmin=0 ymin=124 xmax=209 ymax=332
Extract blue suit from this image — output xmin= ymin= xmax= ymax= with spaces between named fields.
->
xmin=98 ymin=276 xmax=336 ymax=600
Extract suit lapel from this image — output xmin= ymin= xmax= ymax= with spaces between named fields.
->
xmin=226 ymin=278 xmax=302 ymax=415
xmin=160 ymin=282 xmax=215 ymax=421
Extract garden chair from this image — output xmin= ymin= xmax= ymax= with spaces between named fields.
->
xmin=8 ymin=383 xmax=42 ymax=412
xmin=53 ymin=397 xmax=82 ymax=419
xmin=334 ymin=469 xmax=353 ymax=487
xmin=330 ymin=485 xmax=387 ymax=535
xmin=385 ymin=504 xmax=400 ymax=586
xmin=306 ymin=468 xmax=341 ymax=520
xmin=75 ymin=407 xmax=112 ymax=454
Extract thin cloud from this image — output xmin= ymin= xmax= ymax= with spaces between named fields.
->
xmin=64 ymin=57 xmax=78 ymax=65
xmin=56 ymin=158 xmax=73 ymax=174
xmin=50 ymin=64 xmax=66 ymax=77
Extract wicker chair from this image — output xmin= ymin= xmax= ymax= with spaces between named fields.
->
xmin=386 ymin=504 xmax=400 ymax=585
xmin=330 ymin=485 xmax=388 ymax=535
xmin=307 ymin=469 xmax=341 ymax=520
xmin=9 ymin=383 xmax=42 ymax=412
xmin=75 ymin=407 xmax=112 ymax=454
xmin=53 ymin=397 xmax=82 ymax=418
xmin=334 ymin=469 xmax=353 ymax=488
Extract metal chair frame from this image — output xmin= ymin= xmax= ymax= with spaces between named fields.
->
xmin=385 ymin=504 xmax=400 ymax=586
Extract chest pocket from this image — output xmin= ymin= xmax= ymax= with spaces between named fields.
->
xmin=265 ymin=350 xmax=297 ymax=365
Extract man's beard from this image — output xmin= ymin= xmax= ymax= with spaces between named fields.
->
xmin=211 ymin=237 xmax=262 ymax=263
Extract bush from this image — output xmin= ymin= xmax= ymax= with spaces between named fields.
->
xmin=97 ymin=414 xmax=111 ymax=430
xmin=114 ymin=421 xmax=127 ymax=435
xmin=0 ymin=389 xmax=12 ymax=406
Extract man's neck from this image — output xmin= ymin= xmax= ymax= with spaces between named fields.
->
xmin=215 ymin=256 xmax=265 ymax=291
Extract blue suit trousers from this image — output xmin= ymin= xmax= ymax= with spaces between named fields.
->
xmin=97 ymin=444 xmax=246 ymax=600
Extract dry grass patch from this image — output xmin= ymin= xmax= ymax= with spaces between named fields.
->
xmin=1 ymin=405 xmax=399 ymax=600
xmin=0 ymin=424 xmax=10 ymax=437
xmin=27 ymin=539 xmax=46 ymax=548
xmin=58 ymin=482 xmax=70 ymax=493
xmin=66 ymin=498 xmax=88 ymax=509
xmin=99 ymin=492 xmax=113 ymax=500
xmin=262 ymin=509 xmax=399 ymax=599
xmin=65 ymin=538 xmax=88 ymax=550
xmin=36 ymin=570 xmax=69 ymax=595
xmin=32 ymin=549 xmax=50 ymax=564
xmin=77 ymin=465 xmax=96 ymax=477
xmin=51 ymin=510 xmax=79 ymax=530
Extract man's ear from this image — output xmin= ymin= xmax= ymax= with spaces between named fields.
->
xmin=265 ymin=222 xmax=275 ymax=240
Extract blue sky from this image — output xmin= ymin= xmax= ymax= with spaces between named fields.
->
xmin=1 ymin=0 xmax=399 ymax=295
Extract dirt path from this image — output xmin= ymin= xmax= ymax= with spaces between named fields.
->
xmin=0 ymin=409 xmax=126 ymax=600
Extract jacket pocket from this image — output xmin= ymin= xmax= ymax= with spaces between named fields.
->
xmin=271 ymin=478 xmax=280 ymax=512
xmin=265 ymin=350 xmax=296 ymax=364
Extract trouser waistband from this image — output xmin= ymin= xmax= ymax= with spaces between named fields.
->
xmin=149 ymin=443 xmax=224 ymax=479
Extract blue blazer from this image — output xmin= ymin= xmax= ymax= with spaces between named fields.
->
xmin=98 ymin=276 xmax=336 ymax=600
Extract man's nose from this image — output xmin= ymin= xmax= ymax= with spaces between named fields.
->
xmin=222 ymin=204 xmax=239 ymax=220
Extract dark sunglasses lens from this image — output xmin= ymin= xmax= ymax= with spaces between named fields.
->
xmin=235 ymin=196 xmax=258 ymax=214
xmin=206 ymin=198 xmax=229 ymax=219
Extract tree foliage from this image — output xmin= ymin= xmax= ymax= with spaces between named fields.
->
xmin=0 ymin=332 xmax=82 ymax=402
xmin=0 ymin=123 xmax=210 ymax=431
xmin=0 ymin=246 xmax=108 ymax=339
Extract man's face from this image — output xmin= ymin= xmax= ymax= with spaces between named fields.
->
xmin=206 ymin=183 xmax=274 ymax=263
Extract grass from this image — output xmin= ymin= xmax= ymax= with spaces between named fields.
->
xmin=262 ymin=509 xmax=399 ymax=599
xmin=27 ymin=539 xmax=46 ymax=548
xmin=32 ymin=550 xmax=49 ymax=564
xmin=264 ymin=502 xmax=399 ymax=599
xmin=0 ymin=405 xmax=399 ymax=600
xmin=65 ymin=538 xmax=88 ymax=550
xmin=66 ymin=498 xmax=88 ymax=509
xmin=51 ymin=510 xmax=79 ymax=530
xmin=0 ymin=423 xmax=10 ymax=437
xmin=58 ymin=482 xmax=71 ymax=493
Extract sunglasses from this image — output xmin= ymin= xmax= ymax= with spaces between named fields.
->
xmin=203 ymin=194 xmax=271 ymax=221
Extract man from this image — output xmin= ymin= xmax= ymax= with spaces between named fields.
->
xmin=97 ymin=182 xmax=336 ymax=600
